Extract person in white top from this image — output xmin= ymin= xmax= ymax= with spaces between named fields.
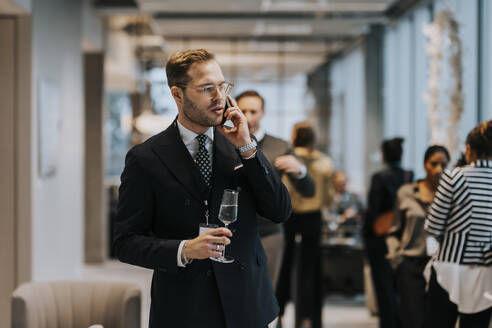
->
xmin=425 ymin=119 xmax=492 ymax=328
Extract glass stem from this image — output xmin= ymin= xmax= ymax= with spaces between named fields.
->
xmin=222 ymin=224 xmax=228 ymax=258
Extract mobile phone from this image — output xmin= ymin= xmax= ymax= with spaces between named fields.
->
xmin=222 ymin=96 xmax=234 ymax=129
xmin=221 ymin=96 xmax=230 ymax=125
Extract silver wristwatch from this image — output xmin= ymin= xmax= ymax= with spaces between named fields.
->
xmin=237 ymin=139 xmax=257 ymax=153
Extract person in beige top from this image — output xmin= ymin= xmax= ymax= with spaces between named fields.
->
xmin=276 ymin=122 xmax=333 ymax=328
xmin=386 ymin=145 xmax=450 ymax=328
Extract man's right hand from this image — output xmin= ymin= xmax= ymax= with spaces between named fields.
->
xmin=184 ymin=228 xmax=232 ymax=260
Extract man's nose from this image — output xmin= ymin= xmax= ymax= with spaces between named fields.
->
xmin=212 ymin=87 xmax=225 ymax=101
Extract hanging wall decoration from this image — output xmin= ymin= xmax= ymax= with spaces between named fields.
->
xmin=423 ymin=9 xmax=463 ymax=158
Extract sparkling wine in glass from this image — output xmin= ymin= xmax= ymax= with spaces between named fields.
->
xmin=211 ymin=189 xmax=238 ymax=263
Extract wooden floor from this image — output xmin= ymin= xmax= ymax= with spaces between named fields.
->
xmin=83 ymin=261 xmax=378 ymax=328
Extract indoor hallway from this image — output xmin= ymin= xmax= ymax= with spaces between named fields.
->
xmin=4 ymin=0 xmax=491 ymax=327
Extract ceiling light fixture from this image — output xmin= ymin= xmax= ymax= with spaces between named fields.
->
xmin=253 ymin=22 xmax=313 ymax=36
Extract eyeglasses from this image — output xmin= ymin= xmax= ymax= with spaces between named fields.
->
xmin=180 ymin=81 xmax=234 ymax=97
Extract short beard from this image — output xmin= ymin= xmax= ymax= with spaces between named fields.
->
xmin=182 ymin=93 xmax=221 ymax=128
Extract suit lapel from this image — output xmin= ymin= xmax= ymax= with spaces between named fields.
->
xmin=150 ymin=122 xmax=240 ymax=207
xmin=151 ymin=120 xmax=209 ymax=202
xmin=209 ymin=129 xmax=242 ymax=221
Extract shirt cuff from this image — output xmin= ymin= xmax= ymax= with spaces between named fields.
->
xmin=426 ymin=236 xmax=439 ymax=257
xmin=292 ymin=164 xmax=307 ymax=179
xmin=177 ymin=240 xmax=187 ymax=267
xmin=241 ymin=149 xmax=257 ymax=160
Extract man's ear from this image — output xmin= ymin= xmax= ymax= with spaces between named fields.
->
xmin=171 ymin=86 xmax=184 ymax=105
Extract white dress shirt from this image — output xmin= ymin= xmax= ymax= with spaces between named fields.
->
xmin=253 ymin=128 xmax=266 ymax=143
xmin=176 ymin=121 xmax=214 ymax=267
xmin=177 ymin=120 xmax=214 ymax=164
xmin=175 ymin=121 xmax=258 ymax=266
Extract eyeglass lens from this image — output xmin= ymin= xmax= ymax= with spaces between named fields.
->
xmin=224 ymin=83 xmax=233 ymax=95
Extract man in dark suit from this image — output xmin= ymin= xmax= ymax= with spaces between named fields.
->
xmin=113 ymin=49 xmax=292 ymax=328
xmin=236 ymin=90 xmax=314 ymax=289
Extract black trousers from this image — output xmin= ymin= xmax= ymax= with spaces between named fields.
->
xmin=149 ymin=267 xmax=227 ymax=328
xmin=365 ymin=236 xmax=400 ymax=328
xmin=395 ymin=257 xmax=430 ymax=328
xmin=426 ymin=267 xmax=492 ymax=328
xmin=276 ymin=211 xmax=322 ymax=328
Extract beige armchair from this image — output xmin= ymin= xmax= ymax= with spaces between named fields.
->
xmin=11 ymin=281 xmax=141 ymax=328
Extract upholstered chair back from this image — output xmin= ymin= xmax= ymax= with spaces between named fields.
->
xmin=11 ymin=281 xmax=141 ymax=328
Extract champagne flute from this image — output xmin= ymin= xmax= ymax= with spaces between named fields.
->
xmin=211 ymin=189 xmax=238 ymax=263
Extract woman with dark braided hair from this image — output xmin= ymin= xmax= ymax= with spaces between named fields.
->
xmin=425 ymin=120 xmax=492 ymax=328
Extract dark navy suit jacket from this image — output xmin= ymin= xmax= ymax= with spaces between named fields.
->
xmin=113 ymin=120 xmax=292 ymax=327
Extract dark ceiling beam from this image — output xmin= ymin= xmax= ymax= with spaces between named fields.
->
xmin=144 ymin=47 xmax=337 ymax=56
xmin=385 ymin=0 xmax=426 ymax=18
xmin=93 ymin=0 xmax=138 ymax=8
xmin=162 ymin=35 xmax=353 ymax=42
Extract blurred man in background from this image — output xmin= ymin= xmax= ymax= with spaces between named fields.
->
xmin=236 ymin=90 xmax=314 ymax=289
xmin=326 ymin=170 xmax=363 ymax=236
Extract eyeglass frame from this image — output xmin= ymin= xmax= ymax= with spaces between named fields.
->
xmin=177 ymin=81 xmax=234 ymax=97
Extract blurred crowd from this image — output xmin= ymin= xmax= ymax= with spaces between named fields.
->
xmin=237 ymin=90 xmax=491 ymax=328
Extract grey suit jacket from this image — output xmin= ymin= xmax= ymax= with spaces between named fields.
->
xmin=256 ymin=134 xmax=315 ymax=237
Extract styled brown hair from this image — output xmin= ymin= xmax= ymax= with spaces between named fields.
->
xmin=166 ymin=49 xmax=215 ymax=88
xmin=466 ymin=120 xmax=492 ymax=159
xmin=235 ymin=90 xmax=265 ymax=110
xmin=292 ymin=122 xmax=316 ymax=150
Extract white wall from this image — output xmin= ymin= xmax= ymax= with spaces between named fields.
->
xmin=329 ymin=45 xmax=366 ymax=195
xmin=412 ymin=8 xmax=432 ymax=178
xmin=322 ymin=0 xmax=488 ymax=198
xmin=82 ymin=0 xmax=103 ymax=52
xmin=3 ymin=0 xmax=31 ymax=12
xmin=329 ymin=63 xmax=345 ymax=171
xmin=432 ymin=0 xmax=479 ymax=144
xmin=234 ymin=74 xmax=308 ymax=141
xmin=31 ymin=0 xmax=84 ymax=280
xmin=382 ymin=0 xmax=481 ymax=178
xmin=105 ymin=30 xmax=139 ymax=92
xmin=384 ymin=18 xmax=412 ymax=147
xmin=480 ymin=0 xmax=492 ymax=121
xmin=383 ymin=6 xmax=432 ymax=179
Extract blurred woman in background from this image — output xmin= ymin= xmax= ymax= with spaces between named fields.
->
xmin=386 ymin=145 xmax=450 ymax=328
xmin=425 ymin=120 xmax=492 ymax=328
xmin=276 ymin=122 xmax=333 ymax=328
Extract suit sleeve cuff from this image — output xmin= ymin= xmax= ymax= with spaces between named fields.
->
xmin=294 ymin=164 xmax=307 ymax=179
xmin=177 ymin=240 xmax=187 ymax=267
xmin=240 ymin=149 xmax=257 ymax=160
